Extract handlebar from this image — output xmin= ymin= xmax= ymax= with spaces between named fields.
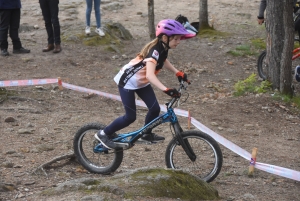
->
xmin=166 ymin=81 xmax=189 ymax=109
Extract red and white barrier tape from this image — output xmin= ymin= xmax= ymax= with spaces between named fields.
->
xmin=1 ymin=78 xmax=299 ymax=181
xmin=0 ymin=78 xmax=58 ymax=87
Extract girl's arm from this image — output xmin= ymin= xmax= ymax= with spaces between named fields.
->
xmin=145 ymin=61 xmax=168 ymax=91
xmin=163 ymin=59 xmax=180 ymax=74
xmin=164 ymin=59 xmax=189 ymax=83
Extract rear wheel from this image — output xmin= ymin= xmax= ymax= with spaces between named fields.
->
xmin=165 ymin=131 xmax=223 ymax=183
xmin=73 ymin=123 xmax=123 ymax=174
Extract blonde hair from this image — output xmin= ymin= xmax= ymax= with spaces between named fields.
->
xmin=137 ymin=35 xmax=175 ymax=59
xmin=137 ymin=38 xmax=159 ymax=59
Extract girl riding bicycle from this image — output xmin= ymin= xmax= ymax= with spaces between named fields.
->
xmin=95 ymin=19 xmax=195 ymax=149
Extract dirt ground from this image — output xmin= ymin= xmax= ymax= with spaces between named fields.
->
xmin=0 ymin=0 xmax=299 ymax=200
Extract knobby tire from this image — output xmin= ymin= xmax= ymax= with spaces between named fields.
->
xmin=73 ymin=123 xmax=123 ymax=174
xmin=257 ymin=50 xmax=267 ymax=80
xmin=165 ymin=131 xmax=223 ymax=183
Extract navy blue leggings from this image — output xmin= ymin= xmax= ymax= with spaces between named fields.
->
xmin=104 ymin=85 xmax=160 ymax=135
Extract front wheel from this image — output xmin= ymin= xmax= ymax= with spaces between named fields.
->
xmin=257 ymin=50 xmax=267 ymax=80
xmin=73 ymin=123 xmax=123 ymax=174
xmin=165 ymin=131 xmax=223 ymax=183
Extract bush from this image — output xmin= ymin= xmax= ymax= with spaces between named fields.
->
xmin=233 ymin=73 xmax=272 ymax=96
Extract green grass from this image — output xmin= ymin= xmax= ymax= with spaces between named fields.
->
xmin=228 ymin=44 xmax=256 ymax=57
xmin=198 ymin=27 xmax=230 ymax=39
xmin=251 ymin=38 xmax=266 ymax=49
xmin=233 ymin=73 xmax=272 ymax=96
xmin=272 ymin=92 xmax=300 ymax=109
xmin=227 ymin=38 xmax=266 ymax=57
xmin=234 ymin=74 xmax=300 ymax=109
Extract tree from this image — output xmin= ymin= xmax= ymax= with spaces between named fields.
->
xmin=199 ymin=0 xmax=210 ymax=30
xmin=266 ymin=0 xmax=294 ymax=96
xmin=148 ymin=0 xmax=155 ymax=39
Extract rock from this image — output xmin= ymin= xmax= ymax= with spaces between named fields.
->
xmin=211 ymin=122 xmax=219 ymax=126
xmin=4 ymin=117 xmax=16 ymax=122
xmin=112 ymin=55 xmax=119 ymax=60
xmin=2 ymin=161 xmax=14 ymax=168
xmin=36 ymin=144 xmax=55 ymax=152
xmin=218 ymin=127 xmax=224 ymax=131
xmin=80 ymin=195 xmax=104 ymax=201
xmin=0 ymin=183 xmax=16 ymax=192
xmin=17 ymin=193 xmax=25 ymax=198
xmin=102 ymin=2 xmax=124 ymax=11
xmin=5 ymin=150 xmax=16 ymax=154
xmin=105 ymin=22 xmax=133 ymax=40
xmin=243 ymin=193 xmax=255 ymax=199
xmin=17 ymin=128 xmax=34 ymax=134
xmin=39 ymin=168 xmax=219 ymax=200
xmin=121 ymin=54 xmax=128 ymax=59
xmin=24 ymin=181 xmax=36 ymax=186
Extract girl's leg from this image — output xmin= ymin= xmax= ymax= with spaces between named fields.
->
xmin=85 ymin=0 xmax=92 ymax=26
xmin=104 ymin=86 xmax=137 ymax=135
xmin=136 ymin=85 xmax=160 ymax=125
xmin=94 ymin=0 xmax=101 ymax=28
xmin=136 ymin=85 xmax=164 ymax=141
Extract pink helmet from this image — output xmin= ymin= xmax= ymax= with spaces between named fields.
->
xmin=156 ymin=19 xmax=194 ymax=39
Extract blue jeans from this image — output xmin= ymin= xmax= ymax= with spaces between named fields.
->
xmin=39 ymin=0 xmax=61 ymax=45
xmin=86 ymin=0 xmax=101 ymax=28
xmin=104 ymin=85 xmax=161 ymax=136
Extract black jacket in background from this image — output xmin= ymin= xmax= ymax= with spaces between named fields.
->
xmin=0 ymin=0 xmax=21 ymax=9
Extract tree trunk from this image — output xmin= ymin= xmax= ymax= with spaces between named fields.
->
xmin=280 ymin=0 xmax=294 ymax=96
xmin=199 ymin=0 xmax=210 ymax=30
xmin=266 ymin=0 xmax=284 ymax=89
xmin=148 ymin=0 xmax=155 ymax=39
xmin=266 ymin=0 xmax=294 ymax=96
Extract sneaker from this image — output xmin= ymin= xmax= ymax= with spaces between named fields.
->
xmin=140 ymin=133 xmax=165 ymax=142
xmin=85 ymin=26 xmax=91 ymax=35
xmin=13 ymin=47 xmax=30 ymax=54
xmin=94 ymin=131 xmax=116 ymax=149
xmin=295 ymin=65 xmax=300 ymax=82
xmin=95 ymin=27 xmax=105 ymax=36
xmin=110 ymin=133 xmax=119 ymax=139
xmin=1 ymin=49 xmax=9 ymax=56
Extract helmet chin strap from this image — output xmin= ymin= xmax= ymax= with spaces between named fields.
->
xmin=159 ymin=35 xmax=171 ymax=49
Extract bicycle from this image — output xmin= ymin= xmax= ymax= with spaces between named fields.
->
xmin=257 ymin=2 xmax=300 ymax=81
xmin=257 ymin=46 xmax=300 ymax=80
xmin=73 ymin=82 xmax=223 ymax=183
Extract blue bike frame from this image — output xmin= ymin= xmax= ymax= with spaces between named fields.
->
xmin=94 ymin=106 xmax=178 ymax=153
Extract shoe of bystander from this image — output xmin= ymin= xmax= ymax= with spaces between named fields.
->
xmin=13 ymin=47 xmax=30 ymax=54
xmin=95 ymin=27 xmax=105 ymax=36
xmin=85 ymin=26 xmax=91 ymax=35
xmin=1 ymin=49 xmax=9 ymax=56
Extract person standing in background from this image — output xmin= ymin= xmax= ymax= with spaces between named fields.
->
xmin=39 ymin=0 xmax=61 ymax=53
xmin=257 ymin=0 xmax=266 ymax=25
xmin=0 ymin=0 xmax=30 ymax=56
xmin=257 ymin=0 xmax=298 ymax=25
xmin=85 ymin=0 xmax=105 ymax=36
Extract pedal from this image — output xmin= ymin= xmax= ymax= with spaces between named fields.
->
xmin=115 ymin=142 xmax=130 ymax=149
